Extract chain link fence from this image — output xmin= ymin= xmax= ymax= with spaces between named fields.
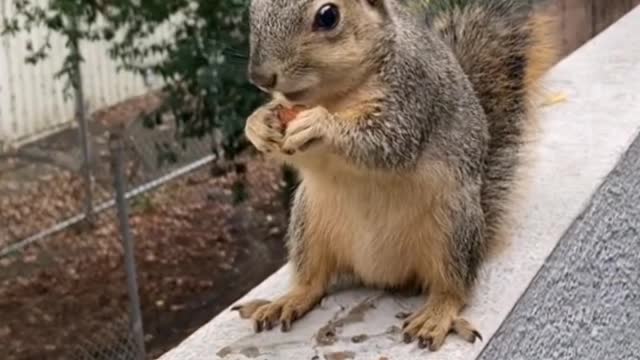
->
xmin=70 ymin=317 xmax=139 ymax=360
xmin=0 ymin=80 xmax=289 ymax=359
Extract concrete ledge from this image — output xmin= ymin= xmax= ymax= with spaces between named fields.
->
xmin=159 ymin=6 xmax=640 ymax=360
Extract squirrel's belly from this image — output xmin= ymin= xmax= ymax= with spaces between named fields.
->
xmin=350 ymin=230 xmax=420 ymax=288
xmin=303 ymin=164 xmax=452 ymax=289
xmin=309 ymin=181 xmax=433 ymax=288
xmin=347 ymin=203 xmax=430 ymax=288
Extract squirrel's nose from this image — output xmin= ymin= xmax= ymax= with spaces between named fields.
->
xmin=248 ymin=67 xmax=278 ymax=91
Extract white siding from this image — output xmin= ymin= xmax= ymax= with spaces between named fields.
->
xmin=0 ymin=0 xmax=152 ymax=149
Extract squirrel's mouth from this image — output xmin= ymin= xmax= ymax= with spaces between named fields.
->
xmin=282 ymin=88 xmax=310 ymax=102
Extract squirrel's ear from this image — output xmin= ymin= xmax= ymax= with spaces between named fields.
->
xmin=361 ymin=0 xmax=390 ymax=19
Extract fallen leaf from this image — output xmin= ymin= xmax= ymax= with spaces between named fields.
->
xmin=542 ymin=92 xmax=568 ymax=107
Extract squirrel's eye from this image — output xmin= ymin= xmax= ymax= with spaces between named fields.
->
xmin=313 ymin=4 xmax=340 ymax=31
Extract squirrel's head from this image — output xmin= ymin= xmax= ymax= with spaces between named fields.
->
xmin=248 ymin=0 xmax=392 ymax=105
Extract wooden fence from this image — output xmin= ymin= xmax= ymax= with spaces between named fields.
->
xmin=545 ymin=0 xmax=640 ymax=57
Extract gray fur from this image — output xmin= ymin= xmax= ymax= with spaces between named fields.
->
xmin=250 ymin=0 xmax=552 ymax=292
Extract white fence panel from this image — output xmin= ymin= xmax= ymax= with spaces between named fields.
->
xmin=0 ymin=0 xmax=153 ymax=150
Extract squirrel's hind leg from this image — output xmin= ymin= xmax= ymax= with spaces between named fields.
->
xmin=232 ymin=185 xmax=336 ymax=333
xmin=402 ymin=186 xmax=486 ymax=350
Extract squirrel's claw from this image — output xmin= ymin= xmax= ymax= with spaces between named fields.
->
xmin=231 ymin=299 xmax=271 ymax=319
xmin=418 ymin=336 xmax=432 ymax=349
xmin=452 ymin=318 xmax=483 ymax=343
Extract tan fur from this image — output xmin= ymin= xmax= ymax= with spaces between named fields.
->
xmin=525 ymin=13 xmax=560 ymax=94
xmin=301 ymin=160 xmax=460 ymax=292
xmin=328 ymin=80 xmax=386 ymax=122
xmin=521 ymin=11 xmax=559 ymax=147
xmin=235 ymin=153 xmax=467 ymax=336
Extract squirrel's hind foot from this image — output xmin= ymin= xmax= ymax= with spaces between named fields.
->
xmin=401 ymin=293 xmax=482 ymax=351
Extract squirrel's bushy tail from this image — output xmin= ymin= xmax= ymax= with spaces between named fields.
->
xmin=428 ymin=0 xmax=558 ymax=245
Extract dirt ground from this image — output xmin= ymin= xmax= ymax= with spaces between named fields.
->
xmin=0 ymin=155 xmax=290 ymax=359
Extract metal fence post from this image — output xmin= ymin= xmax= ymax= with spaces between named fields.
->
xmin=70 ymin=16 xmax=95 ymax=225
xmin=109 ymin=128 xmax=147 ymax=360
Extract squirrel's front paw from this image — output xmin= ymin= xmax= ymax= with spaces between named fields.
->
xmin=231 ymin=290 xmax=321 ymax=332
xmin=245 ymin=104 xmax=284 ymax=154
xmin=281 ymin=107 xmax=331 ymax=155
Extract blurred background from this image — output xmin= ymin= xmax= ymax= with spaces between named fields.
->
xmin=0 ymin=0 xmax=638 ymax=359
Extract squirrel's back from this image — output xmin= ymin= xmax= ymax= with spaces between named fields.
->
xmin=426 ymin=0 xmax=558 ymax=245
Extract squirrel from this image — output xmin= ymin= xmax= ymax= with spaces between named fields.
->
xmin=233 ymin=0 xmax=557 ymax=351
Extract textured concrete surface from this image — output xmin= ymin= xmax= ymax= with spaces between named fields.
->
xmin=158 ymin=6 xmax=640 ymax=360
xmin=478 ymin=129 xmax=640 ymax=360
